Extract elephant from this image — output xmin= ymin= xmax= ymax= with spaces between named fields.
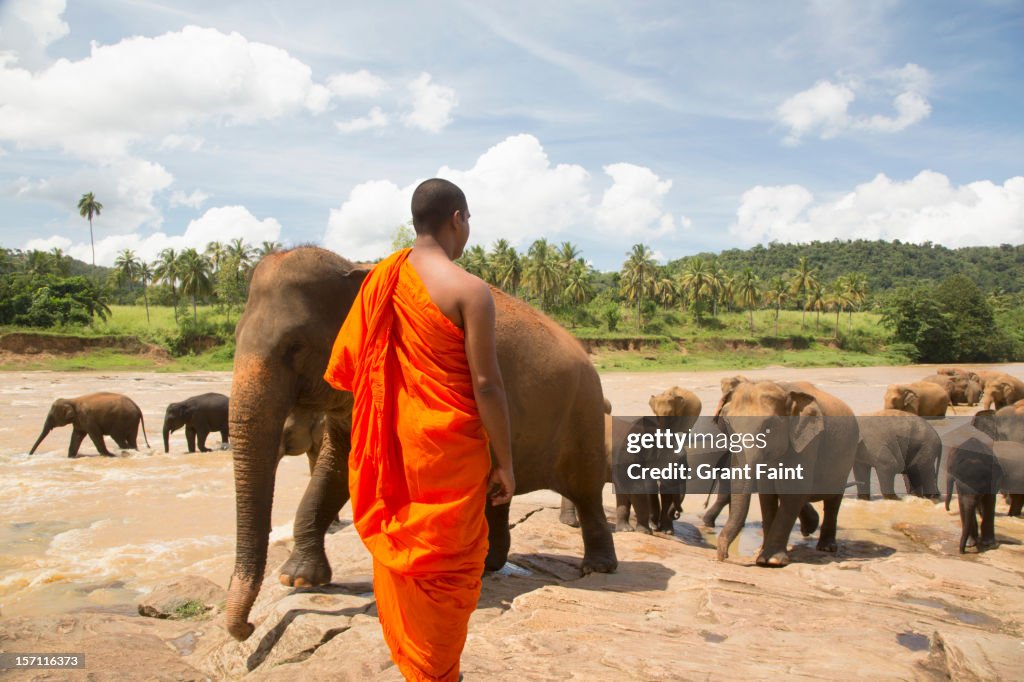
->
xmin=715 ymin=380 xmax=858 ymax=567
xmin=224 ymin=247 xmax=617 ymax=641
xmin=557 ymin=396 xmax=613 ymax=529
xmin=924 ymin=373 xmax=978 ymax=406
xmin=993 ymin=441 xmax=1024 ymax=517
xmin=702 ymin=376 xmax=820 ymax=538
xmin=162 ymin=393 xmax=229 ymax=453
xmin=981 ymin=373 xmax=1024 ymax=410
xmin=883 ymin=382 xmax=950 ymax=417
xmin=991 ymin=401 xmax=1024 ymax=444
xmin=853 ymin=409 xmax=941 ymax=500
xmin=30 ymin=392 xmax=150 ymax=457
xmin=944 ymin=413 xmax=1002 ymax=553
xmin=973 ymin=369 xmax=1006 ymax=391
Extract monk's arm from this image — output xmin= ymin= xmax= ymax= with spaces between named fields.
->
xmin=462 ymin=280 xmax=515 ymax=504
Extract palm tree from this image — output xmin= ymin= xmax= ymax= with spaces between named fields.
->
xmin=138 ymin=262 xmax=153 ymax=325
xmin=788 ymin=256 xmax=819 ymax=329
xmin=50 ymin=248 xmax=71 ymax=276
xmin=523 ymin=239 xmax=560 ymax=308
xmin=620 ymin=243 xmax=656 ymax=330
xmin=459 ymin=245 xmax=490 ymax=280
xmin=562 ymin=260 xmax=594 ymax=309
xmin=26 ymin=250 xmax=52 ymax=276
xmin=226 ymin=238 xmax=256 ymax=299
xmin=114 ymin=249 xmax=142 ymax=300
xmin=678 ymin=256 xmax=714 ymax=325
xmin=766 ymin=276 xmax=789 ymax=336
xmin=844 ymin=272 xmax=869 ymax=332
xmin=77 ymin=192 xmax=103 ymax=269
xmin=152 ymin=248 xmax=182 ymax=321
xmin=653 ymin=272 xmax=678 ymax=308
xmin=807 ymin=282 xmax=826 ymax=331
xmin=825 ymin=279 xmax=850 ymax=338
xmin=557 ymin=242 xmax=581 ymax=271
xmin=259 ymin=241 xmax=282 ymax=258
xmin=734 ymin=267 xmax=761 ymax=334
xmin=177 ymin=248 xmax=213 ymax=323
xmin=489 ymin=239 xmax=522 ymax=295
xmin=204 ymin=241 xmax=226 ymax=274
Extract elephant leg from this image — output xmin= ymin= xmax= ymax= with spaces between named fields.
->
xmin=1008 ymin=494 xmax=1024 ymax=517
xmin=88 ymin=428 xmax=115 ymax=457
xmin=906 ymin=460 xmax=940 ymax=499
xmin=648 ymin=494 xmax=662 ymax=530
xmin=558 ymin=496 xmax=580 ymax=528
xmin=798 ymin=502 xmax=819 ymax=537
xmin=571 ymin=488 xmax=617 ymax=574
xmin=853 ymin=460 xmax=872 ymax=501
xmin=632 ymin=494 xmax=653 ymax=535
xmin=484 ymin=501 xmax=512 ymax=571
xmin=958 ymin=493 xmax=977 ymax=554
xmin=221 ymin=428 xmax=230 ymax=449
xmin=702 ymin=490 xmax=730 ymax=528
xmin=657 ymin=493 xmax=681 ymax=533
xmin=185 ymin=425 xmax=197 ymax=453
xmin=614 ymin=493 xmax=633 ymax=532
xmin=279 ymin=417 xmax=350 ymax=588
xmin=759 ymin=493 xmax=779 ymax=544
xmin=877 ymin=463 xmax=899 ymax=500
xmin=816 ymin=495 xmax=842 ymax=552
xmin=197 ymin=429 xmax=211 ymax=452
xmin=68 ymin=430 xmax=86 ymax=458
xmin=978 ymin=493 xmax=998 ymax=550
xmin=757 ymin=495 xmax=802 ymax=567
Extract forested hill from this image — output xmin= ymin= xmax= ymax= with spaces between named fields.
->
xmin=669 ymin=240 xmax=1024 ymax=293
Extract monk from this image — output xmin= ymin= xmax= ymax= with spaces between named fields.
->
xmin=324 ymin=178 xmax=515 ymax=681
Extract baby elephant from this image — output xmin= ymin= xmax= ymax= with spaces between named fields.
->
xmin=30 ymin=392 xmax=150 ymax=457
xmin=163 ymin=393 xmax=230 ymax=453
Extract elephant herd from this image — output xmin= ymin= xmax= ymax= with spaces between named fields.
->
xmin=18 ymin=246 xmax=1023 ymax=642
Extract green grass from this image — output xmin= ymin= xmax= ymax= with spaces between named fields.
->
xmin=591 ymin=345 xmax=910 ymax=372
xmin=170 ymin=599 xmax=210 ymax=620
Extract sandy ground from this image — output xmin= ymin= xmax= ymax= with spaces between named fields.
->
xmin=0 ymin=364 xmax=1022 ymax=680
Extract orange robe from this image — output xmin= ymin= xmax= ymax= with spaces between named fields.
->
xmin=324 ymin=248 xmax=491 ymax=682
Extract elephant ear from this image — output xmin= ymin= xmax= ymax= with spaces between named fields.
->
xmin=972 ymin=410 xmax=998 ymax=440
xmin=713 ymin=390 xmax=734 ymax=422
xmin=904 ymin=389 xmax=919 ymax=414
xmin=787 ymin=391 xmax=823 ymax=453
xmin=648 ymin=395 xmax=657 ymax=412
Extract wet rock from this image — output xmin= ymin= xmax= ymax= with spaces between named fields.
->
xmin=137 ymin=575 xmax=227 ymax=620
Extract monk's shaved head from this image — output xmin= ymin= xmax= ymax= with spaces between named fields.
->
xmin=411 ymin=178 xmax=467 ymax=235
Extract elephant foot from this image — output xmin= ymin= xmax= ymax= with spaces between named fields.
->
xmin=799 ymin=513 xmax=819 ymax=538
xmin=278 ymin=546 xmax=332 ymax=588
xmin=580 ymin=547 xmax=618 ymax=575
xmin=615 ymin=521 xmax=634 ymax=533
xmin=701 ymin=511 xmax=719 ymax=528
xmin=484 ymin=540 xmax=510 ymax=572
xmin=882 ymin=494 xmax=899 ymax=501
xmin=558 ymin=509 xmax=580 ymax=528
xmin=657 ymin=522 xmax=675 ymax=534
xmin=715 ymin=539 xmax=730 ymax=562
xmin=755 ymin=550 xmax=790 ymax=567
xmin=636 ymin=524 xmax=653 ymax=535
xmin=857 ymin=494 xmax=871 ymax=501
xmin=816 ymin=539 xmax=838 ymax=553
xmin=977 ymin=538 xmax=998 ymax=552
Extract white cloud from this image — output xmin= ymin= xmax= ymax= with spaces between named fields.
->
xmin=730 ymin=171 xmax=1024 ymax=247
xmin=23 ymin=205 xmax=282 ymax=266
xmin=24 ymin=234 xmax=71 ymax=252
xmin=15 ymin=157 xmax=174 ymax=233
xmin=159 ymin=134 xmax=204 ymax=152
xmin=326 ymin=69 xmax=388 ymax=98
xmin=169 ymin=189 xmax=209 ymax=209
xmin=596 ymin=163 xmax=676 ymax=238
xmin=0 ymin=25 xmax=331 ymax=157
xmin=323 ymin=134 xmax=681 ymax=260
xmin=0 ymin=0 xmax=68 ymax=59
xmin=776 ymin=63 xmax=931 ymax=144
xmin=402 ymin=73 xmax=457 ymax=133
xmin=336 ymin=107 xmax=388 ymax=134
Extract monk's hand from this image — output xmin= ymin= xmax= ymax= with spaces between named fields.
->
xmin=488 ymin=465 xmax=515 ymax=506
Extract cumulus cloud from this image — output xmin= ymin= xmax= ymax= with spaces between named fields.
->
xmin=730 ymin=171 xmax=1024 ymax=247
xmin=326 ymin=69 xmax=388 ymax=98
xmin=0 ymin=0 xmax=69 ymax=67
xmin=402 ymin=73 xmax=457 ymax=132
xmin=168 ymin=189 xmax=209 ymax=209
xmin=777 ymin=63 xmax=931 ymax=144
xmin=0 ymin=25 xmax=331 ymax=157
xmin=336 ymin=107 xmax=388 ymax=134
xmin=24 ymin=205 xmax=282 ymax=266
xmin=159 ymin=134 xmax=204 ymax=152
xmin=324 ymin=134 xmax=682 ymax=260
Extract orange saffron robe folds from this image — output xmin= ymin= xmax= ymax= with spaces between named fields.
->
xmin=323 ymin=249 xmax=490 ymax=682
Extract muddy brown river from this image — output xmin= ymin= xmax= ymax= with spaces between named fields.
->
xmin=0 ymin=364 xmax=1020 ymax=621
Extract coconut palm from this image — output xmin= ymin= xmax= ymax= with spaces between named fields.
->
xmin=114 ymin=249 xmax=142 ymax=299
xmin=788 ymin=256 xmax=819 ymax=329
xmin=678 ymin=256 xmax=715 ymax=325
xmin=204 ymin=241 xmax=226 ymax=274
xmin=152 ymin=248 xmax=182 ymax=321
xmin=620 ymin=243 xmax=656 ymax=330
xmin=653 ymin=272 xmax=678 ymax=308
xmin=138 ymin=262 xmax=153 ymax=324
xmin=77 ymin=192 xmax=103 ymax=269
xmin=259 ymin=241 xmax=282 ymax=258
xmin=807 ymin=282 xmax=826 ymax=331
xmin=489 ymin=239 xmax=522 ymax=294
xmin=523 ymin=239 xmax=560 ymax=308
xmin=459 ymin=245 xmax=490 ymax=280
xmin=563 ymin=260 xmax=594 ymax=309
xmin=49 ymin=248 xmax=71 ymax=276
xmin=734 ymin=267 xmax=762 ymax=334
xmin=766 ymin=276 xmax=789 ymax=336
xmin=844 ymin=272 xmax=869 ymax=332
xmin=177 ymin=248 xmax=213 ymax=323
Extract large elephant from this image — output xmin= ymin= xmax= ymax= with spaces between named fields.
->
xmin=30 ymin=392 xmax=149 ymax=457
xmin=853 ymin=409 xmax=941 ymax=500
xmin=279 ymin=407 xmax=325 ymax=474
xmin=944 ymin=413 xmax=1001 ymax=553
xmin=992 ymin=401 xmax=1024 ymax=444
xmin=981 ymin=374 xmax=1024 ymax=410
xmin=883 ymin=382 xmax=950 ymax=417
xmin=225 ymin=247 xmax=617 ymax=641
xmin=715 ymin=380 xmax=858 ymax=567
xmin=162 ymin=393 xmax=229 ymax=453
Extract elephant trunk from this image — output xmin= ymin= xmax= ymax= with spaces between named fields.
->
xmin=162 ymin=422 xmax=172 ymax=453
xmin=716 ymin=471 xmax=752 ymax=561
xmin=224 ymin=354 xmax=293 ymax=642
xmin=29 ymin=417 xmax=53 ymax=455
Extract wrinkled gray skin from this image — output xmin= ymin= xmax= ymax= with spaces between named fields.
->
xmin=982 ymin=404 xmax=1024 ymax=516
xmin=30 ymin=392 xmax=149 ymax=457
xmin=163 ymin=392 xmax=229 ymax=453
xmin=715 ymin=380 xmax=858 ymax=567
xmin=853 ymin=409 xmax=941 ymax=500
xmin=944 ymin=413 xmax=1002 ymax=553
xmin=279 ymin=407 xmax=325 ymax=474
xmin=226 ymin=247 xmax=616 ymax=642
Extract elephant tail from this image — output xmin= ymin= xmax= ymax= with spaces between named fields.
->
xmin=140 ymin=412 xmax=151 ymax=448
xmin=945 ymin=471 xmax=954 ymax=511
xmin=703 ymin=476 xmax=719 ymax=509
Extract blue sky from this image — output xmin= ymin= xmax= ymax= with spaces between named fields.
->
xmin=0 ymin=1 xmax=1021 ymax=270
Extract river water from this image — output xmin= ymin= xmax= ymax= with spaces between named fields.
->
xmin=0 ymin=364 xmax=1020 ymax=619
